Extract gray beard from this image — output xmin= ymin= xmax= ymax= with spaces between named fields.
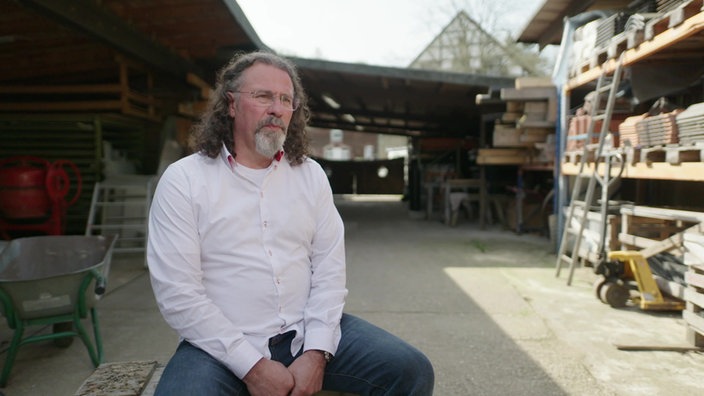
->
xmin=255 ymin=129 xmax=285 ymax=158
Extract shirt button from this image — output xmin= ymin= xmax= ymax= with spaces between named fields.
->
xmin=268 ymin=250 xmax=273 ymax=256
xmin=263 ymin=221 xmax=268 ymax=228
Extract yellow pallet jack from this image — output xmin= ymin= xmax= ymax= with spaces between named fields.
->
xmin=593 ymin=250 xmax=685 ymax=310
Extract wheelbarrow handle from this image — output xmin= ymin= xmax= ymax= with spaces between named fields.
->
xmin=94 ymin=276 xmax=107 ymax=295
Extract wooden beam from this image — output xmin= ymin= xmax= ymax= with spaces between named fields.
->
xmin=562 ymin=161 xmax=704 ymax=182
xmin=0 ymin=84 xmax=121 ymax=94
xmin=0 ymin=101 xmax=122 ymax=111
xmin=186 ymin=73 xmax=213 ymax=100
xmin=17 ymin=0 xmax=205 ymax=81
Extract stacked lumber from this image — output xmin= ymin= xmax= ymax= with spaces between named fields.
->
xmin=0 ymin=57 xmax=163 ymax=121
xmin=481 ymin=78 xmax=556 ymax=165
xmin=476 ymin=148 xmax=532 ymax=165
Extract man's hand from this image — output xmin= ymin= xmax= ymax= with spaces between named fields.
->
xmin=243 ymin=358 xmax=295 ymax=396
xmin=287 ymin=350 xmax=327 ymax=396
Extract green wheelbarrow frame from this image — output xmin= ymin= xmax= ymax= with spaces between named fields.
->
xmin=0 ymin=235 xmax=117 ymax=387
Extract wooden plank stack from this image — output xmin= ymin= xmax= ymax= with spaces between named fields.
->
xmin=478 ymin=78 xmax=556 ymax=165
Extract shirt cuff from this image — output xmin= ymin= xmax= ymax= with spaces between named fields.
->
xmin=224 ymin=340 xmax=264 ymax=379
xmin=303 ymin=327 xmax=337 ymax=355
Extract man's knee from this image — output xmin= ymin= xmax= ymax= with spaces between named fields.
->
xmin=394 ymin=347 xmax=434 ymax=394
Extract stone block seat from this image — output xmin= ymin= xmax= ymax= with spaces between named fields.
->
xmin=75 ymin=361 xmax=357 ymax=396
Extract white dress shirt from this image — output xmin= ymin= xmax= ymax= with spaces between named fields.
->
xmin=147 ymin=146 xmax=347 ymax=379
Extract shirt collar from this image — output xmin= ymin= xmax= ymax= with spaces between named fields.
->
xmin=221 ymin=144 xmax=284 ymax=170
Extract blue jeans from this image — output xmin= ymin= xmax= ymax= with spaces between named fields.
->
xmin=155 ymin=313 xmax=434 ymax=395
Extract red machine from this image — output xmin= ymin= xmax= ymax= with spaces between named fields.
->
xmin=0 ymin=156 xmax=82 ymax=239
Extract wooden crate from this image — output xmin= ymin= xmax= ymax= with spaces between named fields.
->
xmin=619 ymin=206 xmax=701 ymax=251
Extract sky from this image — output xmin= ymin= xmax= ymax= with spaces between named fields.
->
xmin=236 ymin=0 xmax=545 ymax=68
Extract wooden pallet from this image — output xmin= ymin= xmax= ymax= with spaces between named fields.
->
xmin=637 ymin=143 xmax=704 ymax=164
xmin=620 ymin=217 xmax=696 ymax=251
xmin=684 ymin=264 xmax=704 ymax=347
xmin=563 ymin=148 xmax=596 ymax=165
xmin=567 ymin=142 xmax=704 ymax=167
xmin=626 ymin=28 xmax=646 ymax=50
xmin=618 ymin=205 xmax=704 ymax=253
xmin=569 ymin=1 xmax=704 ymax=78
xmin=645 ymin=0 xmax=704 ymax=41
xmin=639 ymin=145 xmax=667 ymax=163
xmin=619 ymin=206 xmax=704 ymax=346
xmin=622 ymin=145 xmax=641 ymax=165
xmin=665 ymin=144 xmax=704 ymax=164
xmin=572 ymin=46 xmax=610 ymax=76
xmin=607 ymin=32 xmax=629 ymax=59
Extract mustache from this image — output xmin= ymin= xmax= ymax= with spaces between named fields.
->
xmin=256 ymin=116 xmax=286 ymax=131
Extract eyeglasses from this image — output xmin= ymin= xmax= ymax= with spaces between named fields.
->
xmin=234 ymin=90 xmax=299 ymax=111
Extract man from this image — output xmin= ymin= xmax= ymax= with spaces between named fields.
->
xmin=148 ymin=50 xmax=434 ymax=396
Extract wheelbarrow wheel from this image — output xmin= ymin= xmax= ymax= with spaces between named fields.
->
xmin=593 ymin=276 xmax=608 ymax=303
xmin=599 ymin=281 xmax=630 ymax=308
xmin=52 ymin=322 xmax=74 ymax=348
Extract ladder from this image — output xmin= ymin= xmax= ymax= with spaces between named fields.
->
xmin=85 ymin=175 xmax=156 ymax=257
xmin=555 ymin=55 xmax=626 ymax=285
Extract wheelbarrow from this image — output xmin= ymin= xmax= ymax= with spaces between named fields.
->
xmin=0 ymin=234 xmax=117 ymax=386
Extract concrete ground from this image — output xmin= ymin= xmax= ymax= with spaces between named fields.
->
xmin=1 ymin=196 xmax=703 ymax=395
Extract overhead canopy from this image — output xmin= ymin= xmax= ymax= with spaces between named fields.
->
xmin=517 ymin=0 xmax=632 ymax=48
xmin=293 ymin=57 xmax=513 ymax=137
xmin=0 ymin=0 xmax=513 ymax=140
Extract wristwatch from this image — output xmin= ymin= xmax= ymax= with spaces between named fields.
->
xmin=319 ymin=350 xmax=333 ymax=363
